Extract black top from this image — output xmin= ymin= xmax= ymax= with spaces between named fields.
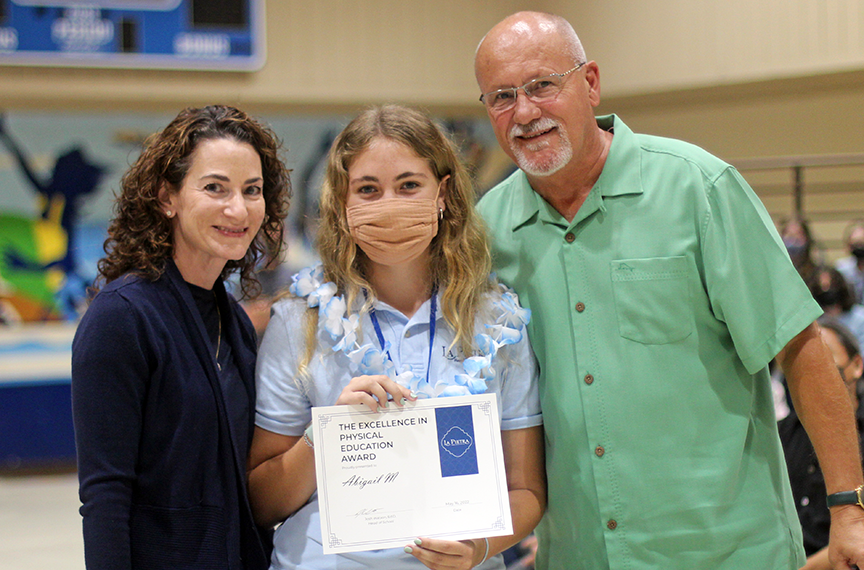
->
xmin=187 ymin=281 xmax=252 ymax=568
xmin=779 ymin=403 xmax=864 ymax=556
xmin=186 ymin=282 xmax=251 ymax=459
xmin=187 ymin=282 xmax=220 ymax=347
xmin=72 ymin=261 xmax=269 ymax=570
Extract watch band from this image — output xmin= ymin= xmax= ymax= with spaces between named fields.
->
xmin=826 ymin=485 xmax=864 ymax=509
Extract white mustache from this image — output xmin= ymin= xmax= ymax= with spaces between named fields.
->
xmin=509 ymin=118 xmax=560 ymax=140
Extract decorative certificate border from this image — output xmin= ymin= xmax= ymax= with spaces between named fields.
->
xmin=312 ymin=393 xmax=512 ymax=554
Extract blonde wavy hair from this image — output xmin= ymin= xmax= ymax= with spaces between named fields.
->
xmin=299 ymin=105 xmax=491 ymax=372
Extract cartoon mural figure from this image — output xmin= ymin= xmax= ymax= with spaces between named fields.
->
xmin=0 ymin=113 xmax=106 ymax=321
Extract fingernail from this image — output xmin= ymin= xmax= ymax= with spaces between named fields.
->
xmin=404 ymin=546 xmax=413 ymax=554
xmin=414 ymin=538 xmax=422 ymax=545
xmin=410 ymin=391 xmax=418 ymax=399
xmin=400 ymin=397 xmax=407 ymax=405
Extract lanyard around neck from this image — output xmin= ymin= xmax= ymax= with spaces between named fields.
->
xmin=367 ymin=287 xmax=437 ymax=386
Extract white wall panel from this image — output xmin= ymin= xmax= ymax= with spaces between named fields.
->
xmin=554 ymin=0 xmax=864 ymax=96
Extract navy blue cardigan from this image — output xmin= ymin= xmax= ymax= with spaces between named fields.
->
xmin=72 ymin=262 xmax=270 ymax=570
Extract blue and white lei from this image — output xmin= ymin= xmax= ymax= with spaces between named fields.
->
xmin=289 ymin=265 xmax=531 ymax=399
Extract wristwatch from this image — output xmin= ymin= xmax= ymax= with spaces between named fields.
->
xmin=826 ymin=485 xmax=864 ymax=509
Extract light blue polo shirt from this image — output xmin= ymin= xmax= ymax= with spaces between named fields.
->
xmin=477 ymin=115 xmax=820 ymax=570
xmin=255 ymin=288 xmax=542 ymax=570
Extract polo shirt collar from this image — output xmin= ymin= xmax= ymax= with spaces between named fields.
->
xmin=507 ymin=114 xmax=643 ymax=231
xmin=593 ymin=114 xmax=643 ymax=199
xmin=368 ymin=288 xmax=444 ymax=325
xmin=508 ymin=170 xmax=542 ymax=230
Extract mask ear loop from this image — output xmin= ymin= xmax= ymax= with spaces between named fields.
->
xmin=436 ymin=175 xmax=450 ymax=221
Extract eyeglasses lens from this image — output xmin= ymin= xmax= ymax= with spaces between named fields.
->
xmin=488 ymin=75 xmax=564 ymax=111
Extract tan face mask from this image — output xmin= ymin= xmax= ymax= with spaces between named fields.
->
xmin=346 ymin=192 xmax=440 ymax=266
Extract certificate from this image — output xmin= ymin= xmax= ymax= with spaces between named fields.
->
xmin=310 ymin=393 xmax=512 ymax=554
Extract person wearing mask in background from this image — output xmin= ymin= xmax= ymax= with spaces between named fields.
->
xmin=836 ymin=220 xmax=864 ymax=305
xmin=248 ymin=105 xmax=546 ymax=570
xmin=774 ymin=266 xmax=864 ymax=423
xmin=810 ymin=265 xmax=864 ymax=352
xmin=781 ymin=216 xmax=820 ymax=289
xmin=474 ymin=11 xmax=864 ymax=570
xmin=72 ymin=105 xmax=291 ymax=570
xmin=780 ymin=316 xmax=864 ymax=570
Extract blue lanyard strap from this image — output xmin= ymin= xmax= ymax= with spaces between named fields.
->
xmin=368 ymin=286 xmax=438 ymax=386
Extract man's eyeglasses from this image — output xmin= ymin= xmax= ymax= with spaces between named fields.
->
xmin=479 ymin=62 xmax=587 ymax=112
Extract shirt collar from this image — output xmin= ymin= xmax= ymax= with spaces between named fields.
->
xmin=508 ymin=170 xmax=542 ymax=231
xmin=593 ymin=114 xmax=644 ymax=199
xmin=507 ymin=114 xmax=644 ymax=230
xmin=369 ymin=289 xmax=444 ymax=325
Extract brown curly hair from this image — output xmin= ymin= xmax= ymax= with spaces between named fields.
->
xmin=96 ymin=105 xmax=291 ymax=299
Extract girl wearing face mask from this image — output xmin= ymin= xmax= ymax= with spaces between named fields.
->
xmin=248 ymin=105 xmax=546 ymax=570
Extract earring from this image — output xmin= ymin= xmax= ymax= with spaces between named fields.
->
xmin=165 ymin=210 xmax=173 ymax=218
xmin=438 ymin=208 xmax=444 ymax=221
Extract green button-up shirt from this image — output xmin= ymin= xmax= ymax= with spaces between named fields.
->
xmin=478 ymin=115 xmax=819 ymax=570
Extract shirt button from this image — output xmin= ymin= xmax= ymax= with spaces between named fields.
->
xmin=607 ymin=519 xmax=618 ymax=530
xmin=807 ymin=464 xmax=816 ymax=474
xmin=405 ymin=330 xmax=412 ymax=338
xmin=565 ymin=232 xmax=575 ymax=243
xmin=584 ymin=374 xmax=594 ymax=385
xmin=575 ymin=302 xmax=585 ymax=312
xmin=801 ymin=496 xmax=810 ymax=507
xmin=595 ymin=445 xmax=605 ymax=457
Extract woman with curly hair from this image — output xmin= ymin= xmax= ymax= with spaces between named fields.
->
xmin=248 ymin=104 xmax=545 ymax=570
xmin=72 ymin=105 xmax=291 ymax=570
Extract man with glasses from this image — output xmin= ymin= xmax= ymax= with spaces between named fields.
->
xmin=474 ymin=11 xmax=864 ymax=570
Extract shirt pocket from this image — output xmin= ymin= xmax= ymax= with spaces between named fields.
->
xmin=610 ymin=256 xmax=693 ymax=345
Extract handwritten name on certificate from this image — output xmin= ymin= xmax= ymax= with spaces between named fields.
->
xmin=310 ymin=393 xmax=513 ymax=554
